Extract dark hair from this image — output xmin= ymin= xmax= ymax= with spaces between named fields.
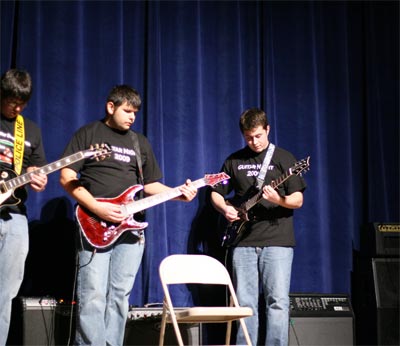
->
xmin=1 ymin=69 xmax=33 ymax=102
xmin=107 ymin=85 xmax=142 ymax=110
xmin=239 ymin=108 xmax=269 ymax=133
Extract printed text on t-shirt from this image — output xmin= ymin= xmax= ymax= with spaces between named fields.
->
xmin=111 ymin=145 xmax=136 ymax=163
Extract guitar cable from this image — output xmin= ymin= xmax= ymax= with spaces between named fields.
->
xmin=77 ymin=226 xmax=97 ymax=269
xmin=78 ymin=248 xmax=97 ymax=269
xmin=64 ymin=231 xmax=97 ymax=345
xmin=223 ymin=247 xmax=230 ymax=307
xmin=37 ymin=297 xmax=55 ymax=346
xmin=289 ymin=317 xmax=301 ymax=346
xmin=65 ymin=252 xmax=79 ymax=346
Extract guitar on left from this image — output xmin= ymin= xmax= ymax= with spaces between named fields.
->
xmin=0 ymin=143 xmax=112 ymax=208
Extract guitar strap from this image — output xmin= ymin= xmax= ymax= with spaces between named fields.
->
xmin=129 ymin=130 xmax=144 ymax=195
xmin=14 ymin=114 xmax=25 ymax=175
xmin=256 ymin=143 xmax=275 ymax=190
xmin=129 ymin=131 xmax=146 ymax=243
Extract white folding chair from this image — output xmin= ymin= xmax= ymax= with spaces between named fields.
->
xmin=158 ymin=254 xmax=252 ymax=346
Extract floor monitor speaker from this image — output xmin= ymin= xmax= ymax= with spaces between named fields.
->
xmin=372 ymin=258 xmax=400 ymax=345
xmin=124 ymin=307 xmax=201 ymax=345
xmin=289 ymin=293 xmax=354 ymax=346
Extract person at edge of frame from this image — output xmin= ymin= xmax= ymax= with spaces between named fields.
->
xmin=0 ymin=69 xmax=48 ymax=345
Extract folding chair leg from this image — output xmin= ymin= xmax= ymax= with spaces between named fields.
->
xmin=159 ymin=308 xmax=167 ymax=346
xmin=239 ymin=318 xmax=252 ymax=346
xmin=162 ymin=300 xmax=184 ymax=346
xmin=170 ymin=320 xmax=184 ymax=346
xmin=225 ymin=321 xmax=232 ymax=345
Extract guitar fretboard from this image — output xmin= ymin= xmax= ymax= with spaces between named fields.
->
xmin=242 ymin=168 xmax=293 ymax=211
xmin=5 ymin=151 xmax=87 ymax=191
xmin=124 ymin=178 xmax=208 ymax=215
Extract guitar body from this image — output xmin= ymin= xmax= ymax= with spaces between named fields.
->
xmin=76 ymin=172 xmax=231 ymax=249
xmin=221 ymin=220 xmax=249 ymax=248
xmin=0 ymin=168 xmax=24 ymax=208
xmin=76 ymin=185 xmax=148 ymax=249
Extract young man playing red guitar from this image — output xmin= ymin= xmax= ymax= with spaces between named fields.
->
xmin=211 ymin=108 xmax=307 ymax=346
xmin=59 ymin=85 xmax=198 ymax=346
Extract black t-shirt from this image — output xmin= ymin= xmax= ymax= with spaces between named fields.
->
xmin=61 ymin=120 xmax=162 ymax=198
xmin=0 ymin=114 xmax=47 ymax=214
xmin=212 ymin=144 xmax=307 ymax=247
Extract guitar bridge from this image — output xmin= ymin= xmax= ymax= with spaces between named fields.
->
xmin=0 ymin=181 xmax=9 ymax=193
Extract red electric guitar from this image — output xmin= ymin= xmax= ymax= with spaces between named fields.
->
xmin=76 ymin=173 xmax=230 ymax=248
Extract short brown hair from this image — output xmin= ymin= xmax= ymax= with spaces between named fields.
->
xmin=239 ymin=108 xmax=269 ymax=133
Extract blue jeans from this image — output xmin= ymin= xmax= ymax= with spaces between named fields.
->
xmin=232 ymin=246 xmax=293 ymax=346
xmin=75 ymin=232 xmax=145 ymax=346
xmin=0 ymin=213 xmax=29 ymax=345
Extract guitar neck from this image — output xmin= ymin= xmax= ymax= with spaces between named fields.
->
xmin=6 ymin=151 xmax=88 ymax=190
xmin=124 ymin=178 xmax=207 ymax=215
xmin=242 ymin=170 xmax=293 ymax=211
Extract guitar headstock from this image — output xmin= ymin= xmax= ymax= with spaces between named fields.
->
xmin=204 ymin=172 xmax=230 ymax=187
xmin=290 ymin=156 xmax=310 ymax=176
xmin=86 ymin=143 xmax=112 ymax=161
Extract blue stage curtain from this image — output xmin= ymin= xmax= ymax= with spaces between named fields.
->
xmin=1 ymin=0 xmax=398 ymax=307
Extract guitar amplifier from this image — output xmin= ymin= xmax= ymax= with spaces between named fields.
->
xmin=7 ymin=296 xmax=75 ymax=346
xmin=290 ymin=293 xmax=354 ymax=317
xmin=362 ymin=222 xmax=400 ymax=257
xmin=289 ymin=293 xmax=355 ymax=346
xmin=125 ymin=307 xmax=201 ymax=345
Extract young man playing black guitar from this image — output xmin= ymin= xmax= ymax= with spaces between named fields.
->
xmin=211 ymin=108 xmax=307 ymax=346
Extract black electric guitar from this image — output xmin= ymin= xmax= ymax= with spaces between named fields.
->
xmin=221 ymin=156 xmax=310 ymax=247
xmin=76 ymin=172 xmax=230 ymax=249
xmin=0 ymin=143 xmax=111 ymax=208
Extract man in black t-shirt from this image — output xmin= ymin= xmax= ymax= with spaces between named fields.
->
xmin=59 ymin=85 xmax=197 ymax=346
xmin=211 ymin=108 xmax=307 ymax=346
xmin=0 ymin=69 xmax=48 ymax=345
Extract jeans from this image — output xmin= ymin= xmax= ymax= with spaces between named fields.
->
xmin=75 ymin=232 xmax=145 ymax=346
xmin=0 ymin=213 xmax=29 ymax=346
xmin=232 ymin=246 xmax=293 ymax=346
